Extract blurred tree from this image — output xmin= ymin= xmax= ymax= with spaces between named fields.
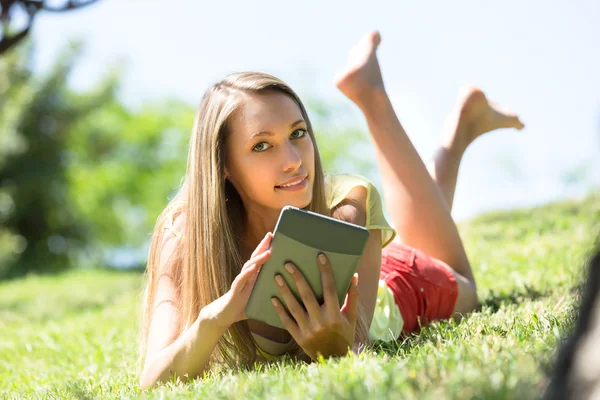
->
xmin=67 ymin=99 xmax=193 ymax=267
xmin=0 ymin=41 xmax=195 ymax=276
xmin=0 ymin=42 xmax=116 ymax=278
xmin=0 ymin=42 xmax=31 ymax=273
xmin=0 ymin=0 xmax=99 ymax=54
xmin=305 ymin=98 xmax=375 ymax=178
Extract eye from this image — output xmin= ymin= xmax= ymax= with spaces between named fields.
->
xmin=251 ymin=129 xmax=307 ymax=153
xmin=252 ymin=142 xmax=271 ymax=152
xmin=290 ymin=128 xmax=307 ymax=139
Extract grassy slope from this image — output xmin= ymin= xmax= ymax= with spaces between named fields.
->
xmin=1 ymin=193 xmax=598 ymax=399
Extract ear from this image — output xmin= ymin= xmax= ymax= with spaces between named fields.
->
xmin=223 ymin=167 xmax=230 ymax=180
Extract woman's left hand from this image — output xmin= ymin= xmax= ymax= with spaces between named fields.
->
xmin=271 ymin=252 xmax=359 ymax=360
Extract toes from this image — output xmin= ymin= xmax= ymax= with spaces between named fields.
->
xmin=360 ymin=30 xmax=381 ymax=51
xmin=514 ymin=117 xmax=525 ymax=130
xmin=370 ymin=31 xmax=381 ymax=47
xmin=499 ymin=113 xmax=525 ymax=130
xmin=495 ymin=105 xmax=524 ymax=130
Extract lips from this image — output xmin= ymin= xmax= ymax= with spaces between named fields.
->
xmin=275 ymin=175 xmax=307 ymax=188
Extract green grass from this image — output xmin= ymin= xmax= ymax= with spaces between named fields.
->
xmin=1 ymin=193 xmax=599 ymax=399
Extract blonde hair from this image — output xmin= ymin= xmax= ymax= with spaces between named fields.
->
xmin=139 ymin=72 xmax=370 ymax=373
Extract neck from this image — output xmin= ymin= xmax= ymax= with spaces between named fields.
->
xmin=242 ymin=204 xmax=280 ymax=257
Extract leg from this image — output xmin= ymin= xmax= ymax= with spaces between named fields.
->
xmin=426 ymin=86 xmax=525 ymax=211
xmin=334 ymin=32 xmax=479 ymax=313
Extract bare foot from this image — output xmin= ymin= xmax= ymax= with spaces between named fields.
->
xmin=452 ymin=86 xmax=525 ymax=149
xmin=334 ymin=31 xmax=385 ymax=108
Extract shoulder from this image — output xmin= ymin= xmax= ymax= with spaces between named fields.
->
xmin=328 ymin=174 xmax=372 ymax=227
xmin=327 ymin=174 xmax=377 ymax=208
xmin=327 ymin=173 xmax=397 ymax=247
xmin=327 ymin=173 xmax=374 ymax=194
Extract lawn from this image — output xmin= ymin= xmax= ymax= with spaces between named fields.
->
xmin=1 ymin=192 xmax=599 ymax=399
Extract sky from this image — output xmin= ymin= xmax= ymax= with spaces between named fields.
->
xmin=29 ymin=0 xmax=600 ymax=221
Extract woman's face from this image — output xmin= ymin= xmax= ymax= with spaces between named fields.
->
xmin=225 ymin=90 xmax=315 ymax=213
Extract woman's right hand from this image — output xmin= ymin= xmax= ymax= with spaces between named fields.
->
xmin=204 ymin=232 xmax=273 ymax=330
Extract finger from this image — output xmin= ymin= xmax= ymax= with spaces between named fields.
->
xmin=271 ymin=297 xmax=302 ymax=339
xmin=239 ymin=254 xmax=269 ymax=288
xmin=234 ymin=262 xmax=261 ymax=294
xmin=248 ymin=248 xmax=272 ymax=267
xmin=317 ymin=253 xmax=340 ymax=312
xmin=251 ymin=232 xmax=273 ymax=259
xmin=234 ymin=251 xmax=271 ymax=293
xmin=283 ymin=262 xmax=322 ymax=320
xmin=242 ymin=246 xmax=272 ymax=273
xmin=340 ymin=273 xmax=359 ymax=324
xmin=238 ymin=266 xmax=262 ymax=298
xmin=274 ymin=274 xmax=310 ymax=330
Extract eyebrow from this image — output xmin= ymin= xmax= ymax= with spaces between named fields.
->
xmin=247 ymin=119 xmax=306 ymax=141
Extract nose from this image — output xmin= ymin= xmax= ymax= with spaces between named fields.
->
xmin=281 ymin=141 xmax=302 ymax=173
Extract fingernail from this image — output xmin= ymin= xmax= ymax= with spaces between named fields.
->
xmin=284 ymin=263 xmax=294 ymax=274
xmin=271 ymin=298 xmax=278 ymax=307
xmin=275 ymin=275 xmax=284 ymax=286
xmin=318 ymin=254 xmax=327 ymax=265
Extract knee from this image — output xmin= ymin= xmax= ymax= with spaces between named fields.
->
xmin=453 ymin=276 xmax=478 ymax=315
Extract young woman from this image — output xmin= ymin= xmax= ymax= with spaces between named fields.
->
xmin=138 ymin=31 xmax=524 ymax=389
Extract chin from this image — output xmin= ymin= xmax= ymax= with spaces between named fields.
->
xmin=278 ymin=193 xmax=312 ymax=210
xmin=298 ymin=198 xmax=312 ymax=209
xmin=287 ymin=197 xmax=312 ymax=210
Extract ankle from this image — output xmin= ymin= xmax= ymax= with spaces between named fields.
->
xmin=442 ymin=117 xmax=469 ymax=156
xmin=442 ymin=137 xmax=467 ymax=162
xmin=357 ymin=87 xmax=390 ymax=116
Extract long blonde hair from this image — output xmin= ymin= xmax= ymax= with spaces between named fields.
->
xmin=139 ymin=72 xmax=370 ymax=373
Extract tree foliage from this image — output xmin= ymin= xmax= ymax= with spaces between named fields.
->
xmin=0 ymin=42 xmax=119 ymax=277
xmin=1 ymin=42 xmax=199 ymax=277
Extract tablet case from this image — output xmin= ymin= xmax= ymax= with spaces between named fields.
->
xmin=245 ymin=205 xmax=370 ymax=329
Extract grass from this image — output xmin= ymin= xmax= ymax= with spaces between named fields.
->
xmin=1 ymin=192 xmax=599 ymax=399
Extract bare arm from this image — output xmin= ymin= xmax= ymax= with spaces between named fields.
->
xmin=139 ymin=221 xmax=226 ymax=390
xmin=139 ymin=218 xmax=273 ymax=389
xmin=355 ymin=229 xmax=382 ymax=330
xmin=332 ymin=186 xmax=383 ymax=335
xmin=139 ymin=302 xmax=226 ymax=389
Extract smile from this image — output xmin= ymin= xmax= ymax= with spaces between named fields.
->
xmin=275 ymin=177 xmax=308 ymax=191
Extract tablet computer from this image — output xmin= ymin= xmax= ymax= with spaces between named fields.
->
xmin=245 ymin=205 xmax=370 ymax=329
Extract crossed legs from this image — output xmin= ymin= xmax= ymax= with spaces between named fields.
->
xmin=334 ymin=31 xmax=524 ymax=315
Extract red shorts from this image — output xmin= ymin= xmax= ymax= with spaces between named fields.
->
xmin=379 ymin=241 xmax=459 ymax=334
